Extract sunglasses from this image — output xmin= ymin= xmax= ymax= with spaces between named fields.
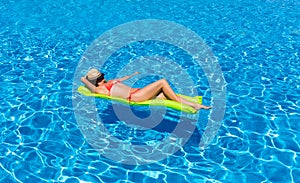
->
xmin=86 ymin=74 xmax=105 ymax=87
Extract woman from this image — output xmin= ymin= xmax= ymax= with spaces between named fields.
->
xmin=81 ymin=68 xmax=212 ymax=110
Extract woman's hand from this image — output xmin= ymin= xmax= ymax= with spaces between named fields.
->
xmin=118 ymin=72 xmax=140 ymax=82
xmin=81 ymin=76 xmax=87 ymax=82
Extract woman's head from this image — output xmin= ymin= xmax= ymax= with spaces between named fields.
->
xmin=86 ymin=68 xmax=105 ymax=86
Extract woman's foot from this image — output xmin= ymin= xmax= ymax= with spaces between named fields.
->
xmin=194 ymin=104 xmax=212 ymax=110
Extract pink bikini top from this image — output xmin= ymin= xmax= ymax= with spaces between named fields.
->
xmin=104 ymin=80 xmax=120 ymax=95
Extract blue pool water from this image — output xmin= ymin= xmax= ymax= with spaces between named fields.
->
xmin=1 ymin=0 xmax=300 ymax=182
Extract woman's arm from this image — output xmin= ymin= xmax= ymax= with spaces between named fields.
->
xmin=117 ymin=72 xmax=140 ymax=82
xmin=81 ymin=76 xmax=96 ymax=93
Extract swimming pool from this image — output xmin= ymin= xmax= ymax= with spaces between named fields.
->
xmin=1 ymin=0 xmax=299 ymax=182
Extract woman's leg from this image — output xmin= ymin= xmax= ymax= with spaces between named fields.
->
xmin=155 ymin=92 xmax=211 ymax=110
xmin=155 ymin=93 xmax=166 ymax=99
xmin=130 ymin=79 xmax=178 ymax=101
xmin=130 ymin=79 xmax=211 ymax=110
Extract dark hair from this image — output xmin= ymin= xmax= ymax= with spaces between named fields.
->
xmin=86 ymin=74 xmax=105 ymax=87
